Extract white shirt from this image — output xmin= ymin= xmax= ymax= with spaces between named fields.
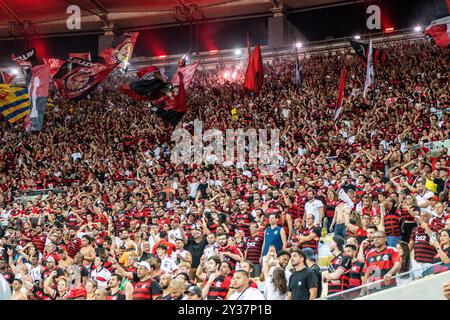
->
xmin=91 ymin=268 xmax=111 ymax=290
xmin=168 ymin=229 xmax=182 ymax=244
xmin=415 ymin=190 xmax=434 ymax=213
xmin=189 ymin=182 xmax=199 ymax=198
xmin=228 ymin=287 xmax=265 ymax=300
xmin=160 ymin=256 xmax=178 ymax=273
xmin=304 ymin=199 xmax=324 ymax=225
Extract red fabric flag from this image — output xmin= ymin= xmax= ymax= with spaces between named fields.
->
xmin=243 ymin=44 xmax=264 ymax=95
xmin=334 ymin=65 xmax=346 ymax=121
xmin=43 ymin=58 xmax=65 ymax=76
xmin=171 ymin=61 xmax=199 ymax=91
xmin=425 ymin=16 xmax=450 ymax=48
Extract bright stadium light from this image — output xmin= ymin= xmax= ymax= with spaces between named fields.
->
xmin=295 ymin=42 xmax=302 ymax=48
xmin=234 ymin=48 xmax=242 ymax=56
xmin=354 ymin=35 xmax=361 ymax=40
xmin=11 ymin=69 xmax=19 ymax=75
xmin=414 ymin=26 xmax=422 ymax=32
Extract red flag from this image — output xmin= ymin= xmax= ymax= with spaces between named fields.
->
xmin=99 ymin=32 xmax=139 ymax=68
xmin=424 ymin=16 xmax=450 ymax=48
xmin=334 ymin=65 xmax=346 ymax=121
xmin=243 ymin=44 xmax=264 ymax=95
xmin=69 ymin=52 xmax=91 ymax=61
xmin=0 ymin=69 xmax=16 ymax=84
xmin=171 ymin=61 xmax=200 ymax=91
xmin=43 ymin=58 xmax=65 ymax=77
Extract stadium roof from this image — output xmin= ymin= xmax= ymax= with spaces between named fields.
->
xmin=0 ymin=0 xmax=355 ymax=38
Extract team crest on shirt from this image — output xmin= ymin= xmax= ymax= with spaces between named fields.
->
xmin=274 ymin=231 xmax=278 ymax=235
xmin=376 ymin=255 xmax=381 ymax=261
xmin=382 ymin=255 xmax=389 ymax=261
xmin=216 ymin=281 xmax=222 ymax=287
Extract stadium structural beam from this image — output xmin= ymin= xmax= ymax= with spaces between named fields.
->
xmin=268 ymin=1 xmax=306 ymax=49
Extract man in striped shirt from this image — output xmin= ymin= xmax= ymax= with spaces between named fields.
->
xmin=409 ymin=212 xmax=436 ymax=279
xmin=201 ymin=256 xmax=231 ymax=300
xmin=382 ymin=198 xmax=402 ymax=248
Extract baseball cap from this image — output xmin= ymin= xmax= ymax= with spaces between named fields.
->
xmin=186 ymin=286 xmax=202 ymax=296
xmin=45 ymin=256 xmax=56 ymax=263
xmin=302 ymin=248 xmax=316 ymax=262
xmin=136 ymin=261 xmax=151 ymax=271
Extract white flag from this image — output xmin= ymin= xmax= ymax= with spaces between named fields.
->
xmin=363 ymin=39 xmax=374 ymax=98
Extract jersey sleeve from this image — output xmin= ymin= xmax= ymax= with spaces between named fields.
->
xmin=132 ymin=272 xmax=140 ymax=283
xmin=339 ymin=256 xmax=351 ymax=270
xmin=390 ymin=248 xmax=401 ymax=264
xmin=306 ymin=270 xmax=318 ymax=289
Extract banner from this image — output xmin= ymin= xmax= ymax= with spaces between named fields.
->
xmin=243 ymin=44 xmax=264 ymax=95
xmin=349 ymin=40 xmax=387 ymax=67
xmin=12 ymin=48 xmax=38 ymax=68
xmin=27 ymin=64 xmax=51 ymax=131
xmin=334 ymin=65 xmax=346 ymax=121
xmin=43 ymin=58 xmax=65 ymax=77
xmin=69 ymin=52 xmax=91 ymax=61
xmin=99 ymin=32 xmax=139 ymax=69
xmin=53 ymin=58 xmax=117 ymax=100
xmin=424 ymin=16 xmax=450 ymax=48
xmin=363 ymin=39 xmax=374 ymax=99
xmin=171 ymin=60 xmax=200 ymax=91
xmin=0 ymin=85 xmax=30 ymax=123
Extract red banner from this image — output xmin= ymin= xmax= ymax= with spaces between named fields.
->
xmin=43 ymin=58 xmax=65 ymax=77
xmin=171 ymin=61 xmax=200 ymax=91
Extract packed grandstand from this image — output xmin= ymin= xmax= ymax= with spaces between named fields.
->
xmin=0 ymin=6 xmax=450 ymax=301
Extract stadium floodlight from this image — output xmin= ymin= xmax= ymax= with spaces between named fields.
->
xmin=234 ymin=49 xmax=242 ymax=56
xmin=414 ymin=26 xmax=422 ymax=32
xmin=11 ymin=68 xmax=19 ymax=75
xmin=354 ymin=35 xmax=361 ymax=40
xmin=295 ymin=42 xmax=302 ymax=48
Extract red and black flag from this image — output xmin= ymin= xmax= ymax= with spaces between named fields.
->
xmin=43 ymin=58 xmax=65 ymax=77
xmin=119 ymin=66 xmax=167 ymax=101
xmin=12 ymin=48 xmax=38 ymax=68
xmin=243 ymin=44 xmax=264 ymax=95
xmin=349 ymin=40 xmax=387 ymax=67
xmin=151 ymin=71 xmax=187 ymax=129
xmin=53 ymin=58 xmax=117 ymax=100
xmin=99 ymin=32 xmax=139 ymax=69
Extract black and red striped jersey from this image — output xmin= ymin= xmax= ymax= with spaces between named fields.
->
xmin=429 ymin=215 xmax=446 ymax=233
xmin=348 ymin=260 xmax=365 ymax=288
xmin=204 ymin=274 xmax=231 ymax=300
xmin=131 ymin=273 xmax=162 ymax=300
xmin=327 ymin=253 xmax=351 ymax=294
xmin=299 ymin=225 xmax=321 ymax=255
xmin=410 ymin=226 xmax=436 ymax=264
xmin=245 ymin=231 xmax=264 ymax=264
xmin=384 ymin=207 xmax=402 ymax=237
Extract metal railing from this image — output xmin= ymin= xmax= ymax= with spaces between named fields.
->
xmin=318 ymin=261 xmax=448 ymax=300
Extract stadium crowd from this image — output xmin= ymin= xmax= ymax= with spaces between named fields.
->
xmin=0 ymin=38 xmax=449 ymax=300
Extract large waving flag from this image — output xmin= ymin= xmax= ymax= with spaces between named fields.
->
xmin=349 ymin=40 xmax=387 ymax=67
xmin=424 ymin=16 xmax=450 ymax=48
xmin=0 ymin=85 xmax=30 ymax=123
xmin=363 ymin=39 xmax=374 ymax=98
xmin=120 ymin=66 xmax=167 ymax=101
xmin=151 ymin=71 xmax=187 ymax=129
xmin=53 ymin=58 xmax=117 ymax=100
xmin=334 ymin=65 xmax=346 ymax=121
xmin=43 ymin=58 xmax=65 ymax=77
xmin=26 ymin=64 xmax=51 ymax=132
xmin=11 ymin=48 xmax=38 ymax=68
xmin=171 ymin=60 xmax=200 ymax=91
xmin=243 ymin=44 xmax=264 ymax=95
xmin=99 ymin=32 xmax=139 ymax=69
